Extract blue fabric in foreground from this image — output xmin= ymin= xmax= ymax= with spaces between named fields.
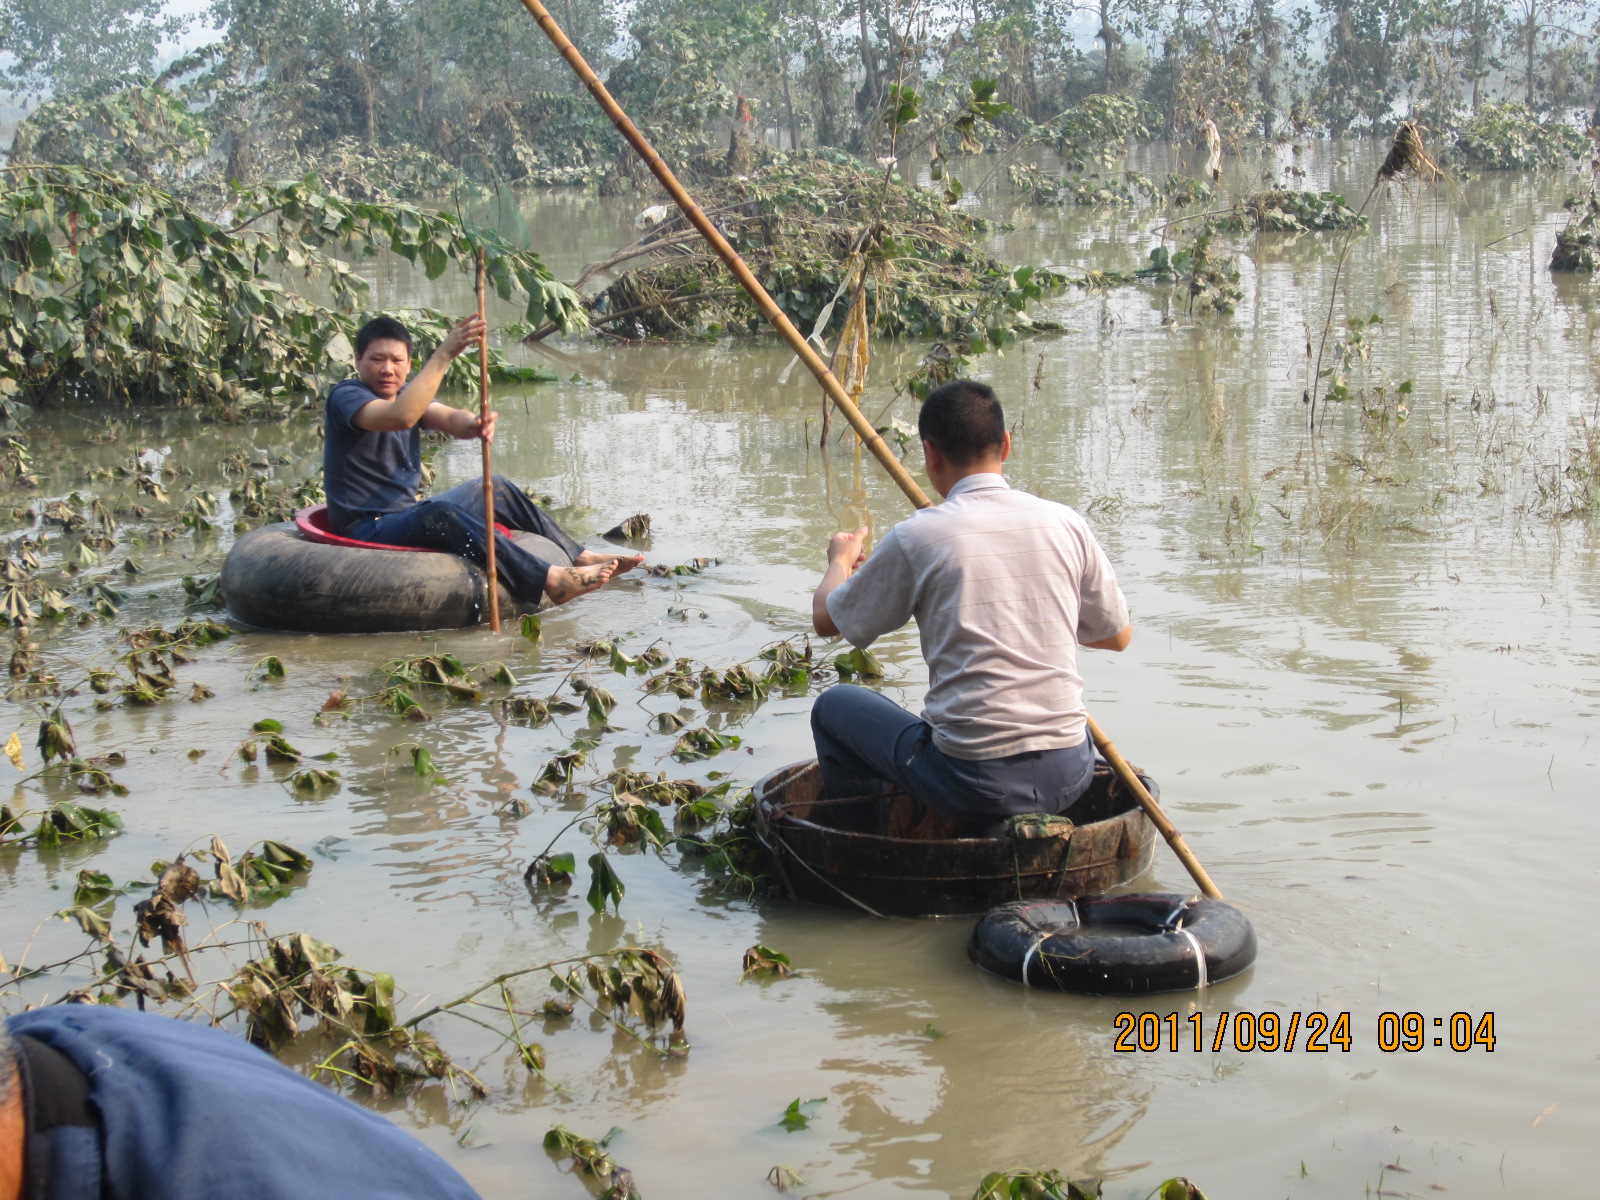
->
xmin=9 ymin=1005 xmax=481 ymax=1200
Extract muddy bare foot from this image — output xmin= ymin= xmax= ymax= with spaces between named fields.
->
xmin=574 ymin=549 xmax=645 ymax=576
xmin=544 ymin=561 xmax=615 ymax=605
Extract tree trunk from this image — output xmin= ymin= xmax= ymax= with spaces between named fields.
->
xmin=856 ymin=0 xmax=882 ymax=118
xmin=1099 ymin=0 xmax=1118 ymax=92
xmin=782 ymin=64 xmax=800 ymax=150
xmin=1525 ymin=3 xmax=1538 ymax=105
xmin=1252 ymin=0 xmax=1280 ymax=137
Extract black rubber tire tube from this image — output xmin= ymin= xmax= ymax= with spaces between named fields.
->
xmin=969 ymin=892 xmax=1257 ymax=994
xmin=221 ymin=521 xmax=569 ymax=633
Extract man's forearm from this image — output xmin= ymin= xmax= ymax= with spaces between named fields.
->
xmin=390 ymin=352 xmax=453 ymax=425
xmin=419 ymin=402 xmax=472 ymax=437
xmin=811 ymin=562 xmax=851 ymax=636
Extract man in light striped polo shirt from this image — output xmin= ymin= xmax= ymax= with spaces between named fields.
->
xmin=811 ymin=379 xmax=1132 ymax=830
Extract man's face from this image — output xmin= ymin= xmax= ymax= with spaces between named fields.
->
xmin=356 ymin=339 xmax=411 ymax=399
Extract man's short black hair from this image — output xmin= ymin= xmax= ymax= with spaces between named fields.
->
xmin=918 ymin=379 xmax=1005 ymax=465
xmin=355 ymin=316 xmax=412 ymax=359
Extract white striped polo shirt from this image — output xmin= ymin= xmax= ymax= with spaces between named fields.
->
xmin=826 ymin=473 xmax=1128 ymax=760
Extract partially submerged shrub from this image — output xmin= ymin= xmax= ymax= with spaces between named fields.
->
xmin=593 ymin=149 xmax=1065 ymax=347
xmin=1551 ymin=190 xmax=1599 ymax=273
xmin=1221 ymin=189 xmax=1368 ymax=233
xmin=1452 ymin=103 xmax=1587 ymax=171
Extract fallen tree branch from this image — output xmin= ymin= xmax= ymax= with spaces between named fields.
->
xmin=523 ymin=287 xmax=741 ymax=343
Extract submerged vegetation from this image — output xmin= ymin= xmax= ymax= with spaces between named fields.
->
xmin=1218 ymin=189 xmax=1368 ymax=233
xmin=9 ymin=839 xmax=690 ymax=1100
xmin=1448 ymin=102 xmax=1592 ymax=171
xmin=1552 ymin=187 xmax=1600 ymax=272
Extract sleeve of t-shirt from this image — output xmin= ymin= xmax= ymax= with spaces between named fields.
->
xmin=327 ymin=380 xmax=379 ymax=434
xmin=824 ymin=527 xmax=917 ymax=650
xmin=1073 ymin=520 xmax=1130 ymax=645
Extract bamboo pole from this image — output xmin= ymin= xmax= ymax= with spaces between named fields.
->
xmin=1086 ymin=715 xmax=1222 ymax=900
xmin=512 ymin=0 xmax=931 ymax=512
xmin=476 ymin=247 xmax=501 ymax=633
xmin=514 ymin=0 xmax=1222 ymax=900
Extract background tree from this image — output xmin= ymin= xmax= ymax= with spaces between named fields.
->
xmin=0 ymin=0 xmax=181 ymax=99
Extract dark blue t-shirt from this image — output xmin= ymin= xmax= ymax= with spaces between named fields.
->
xmin=10 ymin=1005 xmax=482 ymax=1200
xmin=323 ymin=379 xmax=423 ymax=533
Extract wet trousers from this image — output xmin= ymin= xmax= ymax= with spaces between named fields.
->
xmin=810 ymin=684 xmax=1097 ymax=833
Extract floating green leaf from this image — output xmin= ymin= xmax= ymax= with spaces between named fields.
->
xmin=585 ymin=853 xmax=625 ymax=914
xmin=525 ymin=851 xmax=575 ymax=890
xmin=36 ymin=801 xmax=121 ymax=848
xmin=779 ymin=1097 xmax=825 ymax=1132
xmin=833 ymin=647 xmax=884 ymax=679
xmin=742 ymin=944 xmax=792 ymax=978
xmin=73 ymin=868 xmax=119 ymax=907
xmin=57 ymin=904 xmax=112 ymax=941
xmin=251 ymin=655 xmax=287 ymax=680
xmin=502 ymin=696 xmax=550 ymax=724
xmin=290 ymin=767 xmax=341 ymax=795
xmin=671 ymin=727 xmax=741 ymax=762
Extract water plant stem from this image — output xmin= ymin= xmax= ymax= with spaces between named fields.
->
xmin=512 ymin=0 xmax=932 ymax=512
xmin=475 ymin=247 xmax=501 ymax=633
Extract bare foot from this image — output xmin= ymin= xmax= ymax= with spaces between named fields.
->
xmin=544 ymin=561 xmax=615 ymax=605
xmin=575 ymin=549 xmax=645 ymax=577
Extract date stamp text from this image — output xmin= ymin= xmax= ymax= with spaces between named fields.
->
xmin=1111 ymin=1011 xmax=1496 ymax=1053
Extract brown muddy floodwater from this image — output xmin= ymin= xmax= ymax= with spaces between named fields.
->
xmin=3 ymin=140 xmax=1599 ymax=1198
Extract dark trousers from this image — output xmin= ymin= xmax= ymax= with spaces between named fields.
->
xmin=810 ymin=684 xmax=1097 ymax=829
xmin=345 ymin=476 xmax=585 ymax=604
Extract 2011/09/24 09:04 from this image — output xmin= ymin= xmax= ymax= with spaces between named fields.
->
xmin=1112 ymin=1011 xmax=1497 ymax=1053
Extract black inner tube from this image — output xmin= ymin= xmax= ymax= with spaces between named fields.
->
xmin=968 ymin=892 xmax=1257 ymax=995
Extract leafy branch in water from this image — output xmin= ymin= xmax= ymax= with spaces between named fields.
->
xmin=969 ymin=1171 xmax=1212 ymax=1199
xmin=524 ymin=767 xmax=737 ymax=912
xmin=0 ymin=166 xmax=584 ymax=413
xmin=357 ymin=652 xmax=519 ymax=721
xmin=0 ymin=797 xmax=122 ymax=848
xmin=971 ymin=1170 xmax=1101 ymax=1199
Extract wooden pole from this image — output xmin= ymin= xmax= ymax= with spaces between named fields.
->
xmin=514 ymin=0 xmax=1223 ymax=900
xmin=1086 ymin=715 xmax=1222 ymax=899
xmin=512 ymin=0 xmax=931 ymax=512
xmin=476 ymin=247 xmax=501 ymax=633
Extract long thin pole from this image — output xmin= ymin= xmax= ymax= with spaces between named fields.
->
xmin=514 ymin=0 xmax=1221 ymax=900
xmin=513 ymin=0 xmax=930 ymax=512
xmin=476 ymin=247 xmax=501 ymax=633
xmin=1086 ymin=715 xmax=1222 ymax=900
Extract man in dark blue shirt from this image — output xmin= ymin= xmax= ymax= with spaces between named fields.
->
xmin=0 ymin=1005 xmax=482 ymax=1199
xmin=324 ymin=313 xmax=640 ymax=605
